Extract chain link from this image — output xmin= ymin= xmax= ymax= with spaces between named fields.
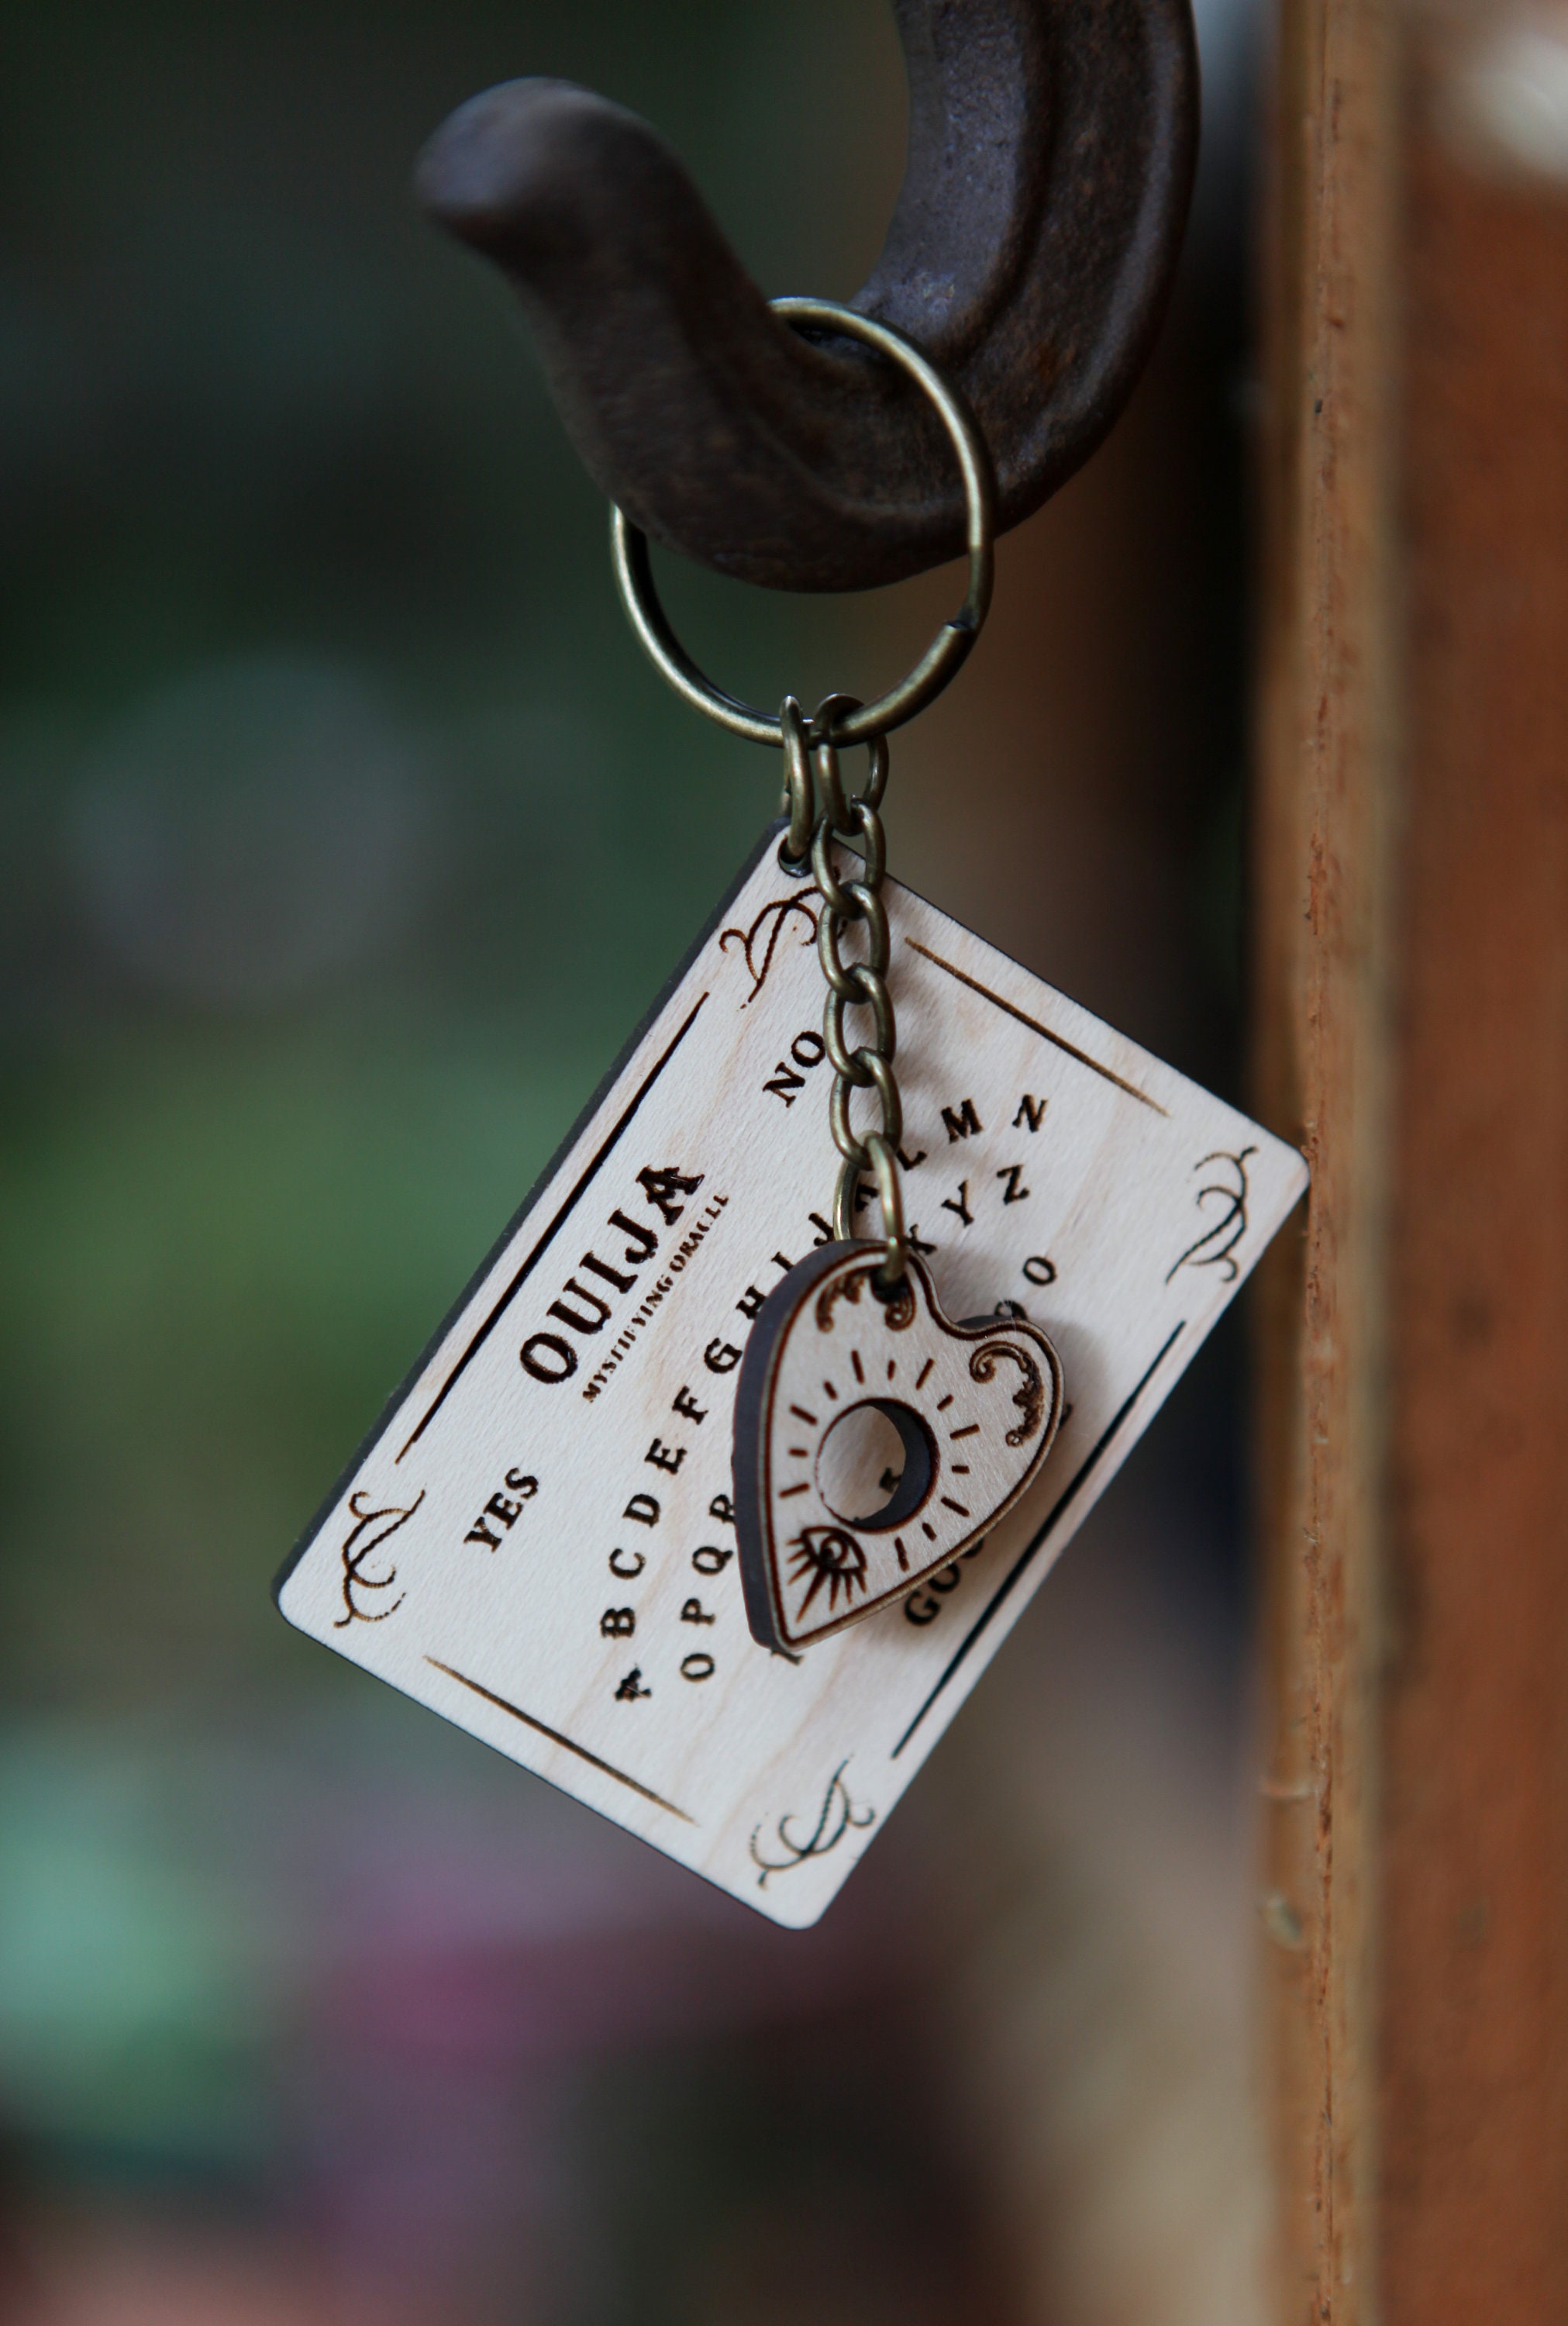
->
xmin=779 ymin=692 xmax=906 ymax=1287
xmin=608 ymin=301 xmax=995 ymax=1296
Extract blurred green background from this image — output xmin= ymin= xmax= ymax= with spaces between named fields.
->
xmin=0 ymin=4 xmax=1266 ymax=2321
xmin=0 ymin=0 xmax=918 ymax=1717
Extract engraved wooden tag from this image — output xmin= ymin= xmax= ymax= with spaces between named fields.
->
xmin=732 ymin=1244 xmax=1064 ymax=1651
xmin=274 ymin=825 xmax=1308 ymax=1927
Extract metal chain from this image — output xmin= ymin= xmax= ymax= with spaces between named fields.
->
xmin=608 ymin=302 xmax=995 ymax=1297
xmin=780 ymin=694 xmax=907 ymax=1288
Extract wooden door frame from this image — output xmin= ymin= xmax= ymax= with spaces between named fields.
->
xmin=1256 ymin=3 xmax=1568 ymax=2317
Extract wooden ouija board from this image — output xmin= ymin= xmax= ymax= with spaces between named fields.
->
xmin=275 ymin=827 xmax=1307 ymax=1927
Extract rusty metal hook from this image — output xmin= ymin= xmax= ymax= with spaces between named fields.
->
xmin=415 ymin=0 xmax=1198 ymax=594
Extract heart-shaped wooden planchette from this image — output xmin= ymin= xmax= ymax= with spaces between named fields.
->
xmin=733 ymin=1243 xmax=1066 ymax=1651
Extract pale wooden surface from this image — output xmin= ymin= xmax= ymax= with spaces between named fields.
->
xmin=278 ymin=830 xmax=1304 ymax=1926
xmin=1253 ymin=0 xmax=1399 ymax=2314
xmin=736 ymin=1243 xmax=1064 ymax=1649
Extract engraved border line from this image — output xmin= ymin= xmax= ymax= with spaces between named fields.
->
xmin=427 ymin=1658 xmax=695 ymax=1823
xmin=396 ymin=994 xmax=709 ymax=1460
xmin=890 ymin=1321 xmax=1187 ymax=1757
xmin=905 ymin=940 xmax=1167 ymax=1115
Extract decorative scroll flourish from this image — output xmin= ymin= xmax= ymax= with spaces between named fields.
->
xmin=334 ymin=1488 xmax=425 ymax=1627
xmin=787 ymin=1525 xmax=868 ymax=1618
xmin=815 ymin=1265 xmax=915 ymax=1334
xmin=815 ymin=1268 xmax=865 ymax=1331
xmin=719 ymin=893 xmax=819 ymax=1004
xmin=1164 ymin=1147 xmax=1258 ymax=1286
xmin=970 ymin=1340 xmax=1046 ymax=1444
xmin=750 ymin=1759 xmax=876 ymax=1888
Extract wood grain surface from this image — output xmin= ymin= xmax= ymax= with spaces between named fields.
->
xmin=1253 ymin=0 xmax=1399 ymax=2314
xmin=1256 ymin=4 xmax=1568 ymax=2317
xmin=1380 ymin=37 xmax=1568 ymax=2321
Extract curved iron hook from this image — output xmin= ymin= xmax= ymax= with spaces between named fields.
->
xmin=415 ymin=0 xmax=1198 ymax=593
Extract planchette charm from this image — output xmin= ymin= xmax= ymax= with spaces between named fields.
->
xmin=734 ymin=1242 xmax=1065 ymax=1651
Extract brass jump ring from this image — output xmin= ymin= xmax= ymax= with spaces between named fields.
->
xmin=779 ymin=695 xmax=814 ymax=865
xmin=611 ymin=299 xmax=995 ymax=748
xmin=831 ymin=1137 xmax=908 ymax=1283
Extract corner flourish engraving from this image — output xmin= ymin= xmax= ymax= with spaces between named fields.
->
xmin=815 ymin=1268 xmax=867 ymax=1332
xmin=334 ymin=1489 xmax=425 ymax=1627
xmin=750 ymin=1760 xmax=876 ymax=1887
xmin=1165 ymin=1147 xmax=1257 ymax=1286
xmin=815 ymin=1265 xmax=915 ymax=1334
xmin=719 ymin=893 xmax=819 ymax=1004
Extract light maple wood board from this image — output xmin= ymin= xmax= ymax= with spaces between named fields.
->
xmin=275 ymin=827 xmax=1308 ymax=1927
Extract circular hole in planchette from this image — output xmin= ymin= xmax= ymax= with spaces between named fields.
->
xmin=815 ymin=1399 xmax=936 ymax=1531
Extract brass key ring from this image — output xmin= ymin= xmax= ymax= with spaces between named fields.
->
xmin=610 ymin=298 xmax=996 ymax=751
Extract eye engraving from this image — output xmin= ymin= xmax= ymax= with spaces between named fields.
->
xmin=786 ymin=1526 xmax=870 ymax=1618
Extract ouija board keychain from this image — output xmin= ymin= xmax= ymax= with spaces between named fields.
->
xmin=274 ymin=51 xmax=1306 ymax=1927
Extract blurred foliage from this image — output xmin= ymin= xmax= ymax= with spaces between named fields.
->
xmin=0 ymin=0 xmax=913 ymax=1716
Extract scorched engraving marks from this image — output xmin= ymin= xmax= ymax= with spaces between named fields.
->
xmin=275 ymin=823 xmax=1307 ymax=1927
xmin=733 ymin=1244 xmax=1064 ymax=1650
